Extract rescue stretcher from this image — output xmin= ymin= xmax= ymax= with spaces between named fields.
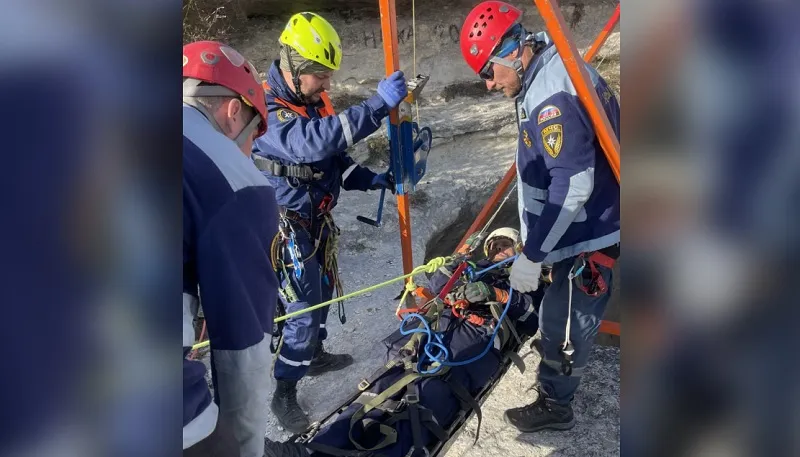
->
xmin=287 ymin=299 xmax=539 ymax=457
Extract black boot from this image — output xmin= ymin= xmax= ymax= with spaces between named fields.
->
xmin=306 ymin=341 xmax=354 ymax=376
xmin=270 ymin=380 xmax=310 ymax=434
xmin=504 ymin=391 xmax=575 ymax=432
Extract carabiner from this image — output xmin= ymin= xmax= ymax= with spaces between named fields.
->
xmin=559 ymin=341 xmax=575 ymax=376
xmin=287 ymin=231 xmax=304 ymax=279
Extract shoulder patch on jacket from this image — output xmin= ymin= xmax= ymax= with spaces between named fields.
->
xmin=522 ymin=129 xmax=532 ymax=148
xmin=537 ymin=105 xmax=561 ymax=125
xmin=541 ymin=124 xmax=563 ymax=158
xmin=276 ymin=109 xmax=297 ymax=123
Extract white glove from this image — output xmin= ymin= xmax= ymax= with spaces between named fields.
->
xmin=509 ymin=253 xmax=542 ymax=293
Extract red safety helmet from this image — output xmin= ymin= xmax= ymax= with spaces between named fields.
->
xmin=460 ymin=1 xmax=523 ymax=75
xmin=183 ymin=41 xmax=267 ymax=141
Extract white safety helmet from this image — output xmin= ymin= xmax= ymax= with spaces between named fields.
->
xmin=483 ymin=227 xmax=522 ymax=257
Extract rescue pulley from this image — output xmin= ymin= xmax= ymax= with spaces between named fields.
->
xmin=358 ymin=74 xmax=433 ymax=227
xmin=393 ymin=74 xmax=432 ymax=194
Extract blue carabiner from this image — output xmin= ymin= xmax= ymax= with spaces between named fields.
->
xmin=287 ymin=233 xmax=304 ymax=279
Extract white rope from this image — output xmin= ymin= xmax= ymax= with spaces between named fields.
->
xmin=478 ymin=182 xmax=518 ymax=237
xmin=412 ymin=0 xmax=421 ymax=122
xmin=565 ymin=268 xmax=575 ymax=348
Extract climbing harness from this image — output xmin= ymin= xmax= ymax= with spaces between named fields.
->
xmin=558 ymin=245 xmax=619 ymax=375
xmin=253 ymin=154 xmax=325 ymax=182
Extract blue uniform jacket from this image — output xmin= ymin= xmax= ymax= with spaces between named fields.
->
xmin=252 ymin=61 xmax=388 ymax=219
xmin=183 ymin=104 xmax=279 ymax=456
xmin=516 ymin=33 xmax=621 ymax=264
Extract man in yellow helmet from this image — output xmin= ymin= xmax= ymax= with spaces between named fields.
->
xmin=252 ymin=12 xmax=408 ymax=434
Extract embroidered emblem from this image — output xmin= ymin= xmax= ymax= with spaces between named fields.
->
xmin=276 ymin=109 xmax=298 ymax=123
xmin=522 ymin=129 xmax=532 ymax=148
xmin=519 ymin=106 xmax=527 ymax=120
xmin=602 ymin=89 xmax=613 ymax=103
xmin=537 ymin=105 xmax=562 ymax=124
xmin=541 ymin=124 xmax=563 ymax=158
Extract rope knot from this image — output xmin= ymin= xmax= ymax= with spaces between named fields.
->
xmin=422 ymin=256 xmax=450 ymax=274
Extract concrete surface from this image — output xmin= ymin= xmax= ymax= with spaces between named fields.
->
xmin=195 ymin=1 xmax=621 ymax=454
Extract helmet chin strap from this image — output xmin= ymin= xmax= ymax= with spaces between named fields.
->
xmin=233 ymin=115 xmax=262 ymax=148
xmin=283 ymin=46 xmax=307 ymax=105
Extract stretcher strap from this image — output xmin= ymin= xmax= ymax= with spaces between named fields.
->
xmin=405 ymin=384 xmax=425 ymax=455
xmin=443 ymin=378 xmax=483 ymax=444
xmin=489 ymin=301 xmax=524 ymax=363
xmin=357 ymin=359 xmax=402 ymax=392
xmin=384 ymin=406 xmax=450 ymax=443
xmin=507 ymin=351 xmax=526 ymax=375
xmin=348 ymin=371 xmax=421 ymax=451
xmin=349 ymin=366 xmax=451 ymax=452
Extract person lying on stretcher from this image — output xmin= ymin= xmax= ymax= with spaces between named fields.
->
xmin=427 ymin=227 xmax=550 ymax=331
xmin=292 ymin=228 xmax=549 ymax=457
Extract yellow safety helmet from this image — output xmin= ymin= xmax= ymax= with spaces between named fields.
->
xmin=279 ymin=12 xmax=342 ymax=71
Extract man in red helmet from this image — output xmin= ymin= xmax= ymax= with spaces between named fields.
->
xmin=460 ymin=2 xmax=620 ymax=433
xmin=182 ymin=41 xmax=307 ymax=457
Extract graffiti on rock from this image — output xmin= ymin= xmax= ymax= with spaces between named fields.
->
xmin=349 ymin=23 xmax=461 ymax=48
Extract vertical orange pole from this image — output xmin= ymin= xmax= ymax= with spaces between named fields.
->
xmin=534 ymin=0 xmax=620 ymax=183
xmin=378 ymin=0 xmax=414 ymax=276
xmin=583 ymin=3 xmax=620 ymax=63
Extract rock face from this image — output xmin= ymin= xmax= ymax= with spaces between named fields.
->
xmin=233 ymin=0 xmax=619 ymax=94
xmin=196 ymin=1 xmax=621 ymax=454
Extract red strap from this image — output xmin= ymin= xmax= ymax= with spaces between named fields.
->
xmin=588 ymin=251 xmax=616 ymax=269
xmin=575 ymin=255 xmax=609 ymax=297
xmin=437 ymin=263 xmax=468 ymax=300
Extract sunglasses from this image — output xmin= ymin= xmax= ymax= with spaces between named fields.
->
xmin=479 ymin=62 xmax=495 ymax=81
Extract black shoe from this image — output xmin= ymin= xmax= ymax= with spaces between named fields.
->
xmin=306 ymin=342 xmax=354 ymax=376
xmin=270 ymin=380 xmax=310 ymax=434
xmin=504 ymin=392 xmax=575 ymax=432
xmin=263 ymin=439 xmax=309 ymax=457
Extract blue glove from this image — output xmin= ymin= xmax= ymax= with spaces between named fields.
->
xmin=370 ymin=172 xmax=395 ymax=192
xmin=377 ymin=71 xmax=408 ymax=109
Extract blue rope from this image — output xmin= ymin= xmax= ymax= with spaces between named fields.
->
xmin=472 ymin=254 xmax=518 ymax=279
xmin=399 ymin=287 xmax=515 ymax=373
xmin=399 ymin=313 xmax=450 ymax=375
